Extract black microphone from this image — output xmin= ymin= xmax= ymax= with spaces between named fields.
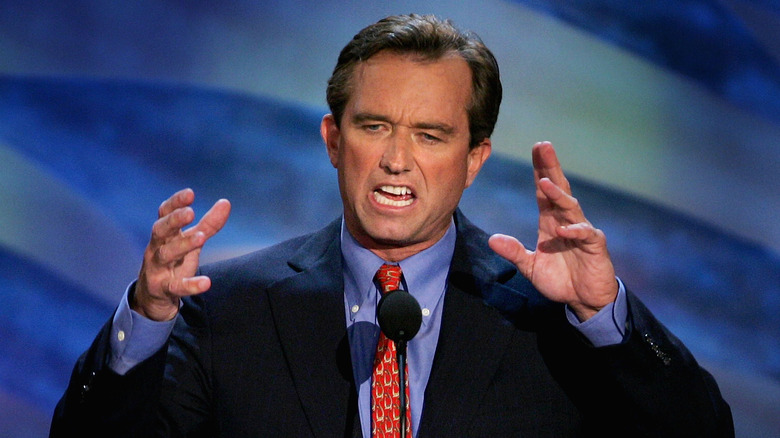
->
xmin=377 ymin=289 xmax=422 ymax=342
xmin=377 ymin=289 xmax=421 ymax=438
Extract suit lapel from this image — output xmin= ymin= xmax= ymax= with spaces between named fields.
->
xmin=265 ymin=220 xmax=360 ymax=438
xmin=418 ymin=211 xmax=533 ymax=435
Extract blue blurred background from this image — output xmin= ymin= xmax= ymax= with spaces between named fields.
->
xmin=1 ymin=1 xmax=778 ymax=436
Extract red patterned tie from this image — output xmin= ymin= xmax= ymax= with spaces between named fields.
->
xmin=372 ymin=264 xmax=412 ymax=438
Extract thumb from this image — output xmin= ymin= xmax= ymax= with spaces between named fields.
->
xmin=488 ymin=234 xmax=533 ymax=275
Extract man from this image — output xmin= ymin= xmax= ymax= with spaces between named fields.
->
xmin=51 ymin=14 xmax=733 ymax=437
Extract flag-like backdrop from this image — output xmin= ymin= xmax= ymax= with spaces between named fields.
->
xmin=1 ymin=1 xmax=778 ymax=436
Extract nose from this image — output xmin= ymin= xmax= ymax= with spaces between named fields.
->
xmin=379 ymin=131 xmax=414 ymax=174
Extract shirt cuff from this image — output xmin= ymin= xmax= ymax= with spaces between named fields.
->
xmin=565 ymin=278 xmax=628 ymax=347
xmin=109 ymin=282 xmax=177 ymax=375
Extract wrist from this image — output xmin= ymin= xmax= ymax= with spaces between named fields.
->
xmin=569 ymin=304 xmax=603 ymax=322
xmin=130 ymin=284 xmax=179 ymax=322
xmin=569 ymin=280 xmax=620 ymax=322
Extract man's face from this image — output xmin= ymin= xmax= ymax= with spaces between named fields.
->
xmin=321 ymin=50 xmax=491 ymax=261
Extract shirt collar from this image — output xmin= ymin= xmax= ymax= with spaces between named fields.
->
xmin=340 ymin=218 xmax=456 ymax=317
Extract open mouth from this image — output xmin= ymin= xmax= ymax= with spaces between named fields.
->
xmin=373 ymin=185 xmax=415 ymax=207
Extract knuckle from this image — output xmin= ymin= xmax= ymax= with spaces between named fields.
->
xmin=151 ymin=219 xmax=163 ymax=237
xmin=154 ymin=245 xmax=167 ymax=263
xmin=166 ymin=210 xmax=178 ymax=228
xmin=166 ymin=279 xmax=180 ymax=295
xmin=149 ymin=223 xmax=166 ymax=245
xmin=142 ymin=246 xmax=157 ymax=265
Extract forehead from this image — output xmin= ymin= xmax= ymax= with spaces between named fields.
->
xmin=347 ymin=51 xmax=472 ymax=122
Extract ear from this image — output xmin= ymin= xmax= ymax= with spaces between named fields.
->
xmin=321 ymin=114 xmax=341 ymax=168
xmin=464 ymin=138 xmax=492 ymax=188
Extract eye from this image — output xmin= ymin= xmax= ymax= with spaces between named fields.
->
xmin=363 ymin=124 xmax=384 ymax=132
xmin=420 ymin=132 xmax=442 ymax=144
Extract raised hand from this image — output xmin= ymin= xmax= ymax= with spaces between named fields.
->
xmin=133 ymin=188 xmax=231 ymax=321
xmin=488 ymin=142 xmax=618 ymax=321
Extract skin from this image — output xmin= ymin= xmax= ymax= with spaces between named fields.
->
xmin=320 ymin=51 xmax=491 ymax=262
xmin=132 ymin=188 xmax=230 ymax=321
xmin=132 ymin=50 xmax=617 ymax=323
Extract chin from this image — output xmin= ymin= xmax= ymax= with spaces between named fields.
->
xmin=350 ymin=210 xmax=426 ymax=248
xmin=359 ymin=223 xmax=414 ymax=246
xmin=367 ymin=230 xmax=412 ymax=246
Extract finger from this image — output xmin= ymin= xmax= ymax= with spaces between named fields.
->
xmin=532 ymin=141 xmax=571 ymax=195
xmin=150 ymin=206 xmax=196 ymax=246
xmin=158 ymin=188 xmax=195 ymax=219
xmin=134 ymin=272 xmax=212 ymax=321
xmin=189 ymin=198 xmax=232 ymax=239
xmin=154 ymin=199 xmax=231 ymax=265
xmin=488 ymin=233 xmax=533 ymax=276
xmin=556 ymin=222 xmax=607 ymax=250
xmin=172 ymin=275 xmax=212 ymax=296
xmin=538 ymin=177 xmax=587 ymax=224
xmin=154 ymin=231 xmax=206 ymax=265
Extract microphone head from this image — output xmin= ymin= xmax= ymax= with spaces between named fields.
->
xmin=377 ymin=289 xmax=422 ymax=342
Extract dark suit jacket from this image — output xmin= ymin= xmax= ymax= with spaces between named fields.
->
xmin=50 ymin=211 xmax=733 ymax=437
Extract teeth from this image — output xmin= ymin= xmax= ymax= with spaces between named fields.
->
xmin=374 ymin=189 xmax=414 ymax=207
xmin=380 ymin=185 xmax=411 ymax=196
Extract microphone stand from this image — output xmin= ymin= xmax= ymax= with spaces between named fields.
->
xmin=377 ymin=289 xmax=420 ymax=438
xmin=396 ymin=337 xmax=408 ymax=438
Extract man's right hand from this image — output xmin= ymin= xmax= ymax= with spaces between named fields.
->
xmin=133 ymin=188 xmax=231 ymax=321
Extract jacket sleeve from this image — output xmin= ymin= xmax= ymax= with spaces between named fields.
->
xmin=49 ymin=314 xmax=168 ymax=437
xmin=538 ymin=289 xmax=734 ymax=437
xmin=49 ymin=297 xmax=215 ymax=438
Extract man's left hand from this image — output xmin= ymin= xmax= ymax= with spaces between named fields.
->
xmin=489 ymin=141 xmax=618 ymax=321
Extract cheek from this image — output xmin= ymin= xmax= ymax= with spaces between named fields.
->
xmin=441 ymin=155 xmax=469 ymax=183
xmin=340 ymin=147 xmax=374 ymax=189
xmin=426 ymin=159 xmax=469 ymax=200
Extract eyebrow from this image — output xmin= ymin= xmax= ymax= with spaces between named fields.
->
xmin=351 ymin=112 xmax=456 ymax=135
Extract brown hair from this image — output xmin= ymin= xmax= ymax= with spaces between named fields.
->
xmin=326 ymin=14 xmax=502 ymax=148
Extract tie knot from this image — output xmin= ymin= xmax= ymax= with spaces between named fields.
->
xmin=375 ymin=264 xmax=402 ymax=294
